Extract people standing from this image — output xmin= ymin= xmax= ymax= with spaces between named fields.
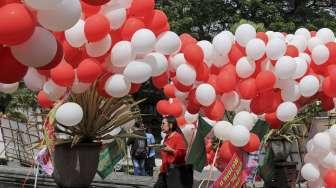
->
xmin=127 ymin=123 xmax=147 ymax=176
xmin=145 ymin=127 xmax=156 ymax=176
xmin=154 ymin=116 xmax=192 ymax=188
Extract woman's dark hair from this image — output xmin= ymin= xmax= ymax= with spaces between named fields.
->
xmin=164 ymin=116 xmax=182 ymax=134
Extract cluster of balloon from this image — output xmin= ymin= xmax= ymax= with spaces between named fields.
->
xmin=301 ymin=125 xmax=336 ymax=188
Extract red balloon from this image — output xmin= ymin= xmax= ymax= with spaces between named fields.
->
xmin=110 ymin=29 xmax=122 ymax=47
xmin=310 ymin=61 xmax=329 ymax=76
xmin=0 ymin=0 xmax=21 ymax=7
xmin=265 ymin=112 xmax=282 ymax=129
xmin=153 ymin=23 xmax=170 ymax=36
xmin=238 ymin=78 xmax=257 ymax=100
xmin=62 ymin=41 xmax=85 ymax=68
xmin=37 ymin=69 xmax=50 ymax=78
xmin=176 ymin=116 xmax=187 ymax=127
xmin=84 ymin=14 xmax=110 ymax=42
xmin=38 ymin=39 xmax=63 ymax=70
xmin=210 ymin=65 xmax=221 ymax=75
xmin=196 ymin=63 xmax=210 ymax=82
xmin=156 ymin=100 xmax=170 ymax=115
xmin=229 ymin=43 xmax=244 ymax=65
xmin=186 ymin=102 xmax=200 ymax=114
xmin=163 ymin=84 xmax=175 ymax=98
xmin=204 ymin=99 xmax=225 ymax=121
xmin=323 ymin=76 xmax=336 ymax=97
xmin=183 ymin=44 xmax=204 ymax=68
xmin=130 ymin=83 xmax=141 ymax=94
xmin=0 ymin=3 xmax=36 ymax=45
xmin=97 ymin=73 xmax=112 ymax=98
xmin=81 ymin=0 xmax=110 ymax=6
xmin=219 ymin=141 xmax=237 ymax=162
xmin=285 ymin=45 xmax=299 ymax=58
xmin=250 ymin=95 xmax=264 ymax=115
xmin=256 ymin=32 xmax=268 ymax=43
xmin=50 ymin=62 xmax=75 ymax=87
xmin=324 ymin=169 xmax=336 ymax=187
xmin=187 ymin=88 xmax=200 ymax=106
xmin=173 ymin=78 xmax=193 ymax=92
xmin=326 ymin=42 xmax=336 ymax=65
xmin=145 ymin=10 xmax=168 ymax=31
xmin=0 ymin=47 xmax=28 ymax=83
xmin=169 ymin=102 xmax=183 ymax=117
xmin=152 ymin=71 xmax=169 ymax=89
xmin=207 ymin=74 xmax=220 ymax=94
xmin=128 ymin=0 xmax=154 ymax=17
xmin=121 ymin=18 xmax=145 ymax=40
xmin=180 ymin=33 xmax=197 ymax=52
xmin=77 ymin=58 xmax=102 ymax=83
xmin=81 ymin=1 xmax=101 ymax=18
xmin=242 ymin=133 xmax=260 ymax=152
xmin=216 ymin=70 xmax=237 ymax=93
xmin=37 ymin=90 xmax=54 ymax=108
xmin=317 ymin=92 xmax=335 ymax=111
xmin=256 ymin=71 xmax=276 ymax=92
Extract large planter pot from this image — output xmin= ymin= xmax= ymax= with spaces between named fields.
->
xmin=269 ymin=137 xmax=293 ymax=162
xmin=53 ymin=142 xmax=101 ymax=188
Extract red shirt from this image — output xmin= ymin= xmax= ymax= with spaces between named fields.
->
xmin=160 ymin=132 xmax=187 ymax=173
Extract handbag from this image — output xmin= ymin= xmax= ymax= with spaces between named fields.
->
xmin=166 ymin=164 xmax=193 ymax=188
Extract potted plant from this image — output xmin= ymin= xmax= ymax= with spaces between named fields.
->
xmin=41 ymin=81 xmax=142 ymax=188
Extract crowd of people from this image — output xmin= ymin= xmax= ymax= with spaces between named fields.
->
xmin=127 ymin=116 xmax=193 ymax=188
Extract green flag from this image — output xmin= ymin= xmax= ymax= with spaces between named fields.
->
xmin=186 ymin=116 xmax=213 ymax=172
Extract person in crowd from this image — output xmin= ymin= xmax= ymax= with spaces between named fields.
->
xmin=154 ymin=116 xmax=188 ymax=188
xmin=145 ymin=127 xmax=156 ymax=176
xmin=127 ymin=122 xmax=147 ymax=176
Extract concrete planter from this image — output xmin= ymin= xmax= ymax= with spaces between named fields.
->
xmin=53 ymin=142 xmax=101 ymax=188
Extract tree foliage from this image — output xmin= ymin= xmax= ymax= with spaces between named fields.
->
xmin=156 ymin=0 xmax=336 ymax=40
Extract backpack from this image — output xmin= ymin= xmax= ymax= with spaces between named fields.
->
xmin=132 ymin=138 xmax=148 ymax=159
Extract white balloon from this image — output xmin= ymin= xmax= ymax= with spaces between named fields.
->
xmin=65 ymin=19 xmax=87 ymax=48
xmin=312 ymin=45 xmax=329 ymax=65
xmin=299 ymin=75 xmax=319 ymax=97
xmin=25 ymin=0 xmax=64 ymax=10
xmin=316 ymin=28 xmax=335 ymax=44
xmin=104 ymin=74 xmax=131 ymax=98
xmin=295 ymin=28 xmax=311 ymax=40
xmin=181 ymin=124 xmax=195 ymax=144
xmin=230 ymin=125 xmax=250 ymax=147
xmin=235 ymin=24 xmax=256 ymax=47
xmin=289 ymin=35 xmax=307 ymax=52
xmin=37 ymin=0 xmax=81 ymax=31
xmin=71 ymin=74 xmax=91 ymax=94
xmin=212 ymin=31 xmax=234 ymax=55
xmin=320 ymin=152 xmax=336 ymax=169
xmin=144 ymin=53 xmax=168 ymax=76
xmin=246 ymin=38 xmax=266 ymax=60
xmin=212 ymin=51 xmax=229 ymax=67
xmin=281 ymin=82 xmax=300 ymax=102
xmin=235 ymin=99 xmax=251 ymax=112
xmin=0 ymin=83 xmax=19 ymax=94
xmin=260 ymin=59 xmax=275 ymax=72
xmin=235 ymin=57 xmax=256 ymax=78
xmin=175 ymin=90 xmax=188 ymax=100
xmin=233 ymin=111 xmax=255 ymax=131
xmin=308 ymin=37 xmax=323 ymax=52
xmin=292 ymin=57 xmax=308 ymax=79
xmin=195 ymin=84 xmax=216 ymax=107
xmin=271 ymin=32 xmax=286 ymax=41
xmin=155 ymin=31 xmax=181 ymax=55
xmin=184 ymin=111 xmax=199 ymax=124
xmin=86 ymin=35 xmax=112 ymax=57
xmin=56 ymin=102 xmax=83 ymax=126
xmin=176 ymin=64 xmax=196 ymax=86
xmin=43 ymin=80 xmax=67 ymax=101
xmin=274 ymin=56 xmax=297 ymax=79
xmin=197 ymin=40 xmax=215 ymax=67
xmin=11 ymin=27 xmax=57 ymax=68
xmin=304 ymin=153 xmax=318 ymax=164
xmin=169 ymin=53 xmax=187 ymax=71
xmin=131 ymin=29 xmax=156 ymax=55
xmin=213 ymin=121 xmax=232 ymax=141
xmin=276 ymin=102 xmax=297 ymax=121
xmin=123 ymin=61 xmax=152 ymax=84
xmin=301 ymin=163 xmax=320 ymax=182
xmin=266 ymin=38 xmax=287 ymax=60
xmin=111 ymin=41 xmax=134 ymax=67
xmin=313 ymin=132 xmax=331 ymax=152
xmin=104 ymin=8 xmax=126 ymax=30
xmin=299 ymin=52 xmax=311 ymax=64
xmin=329 ymin=125 xmax=336 ymax=149
xmin=285 ymin=34 xmax=295 ymax=43
xmin=24 ymin=68 xmax=45 ymax=91
xmin=221 ymin=91 xmax=240 ymax=111
xmin=275 ymin=79 xmax=296 ymax=90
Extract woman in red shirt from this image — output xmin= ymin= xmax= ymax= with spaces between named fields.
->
xmin=154 ymin=116 xmax=188 ymax=188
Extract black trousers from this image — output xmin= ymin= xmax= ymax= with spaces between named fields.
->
xmin=145 ymin=156 xmax=155 ymax=176
xmin=154 ymin=164 xmax=193 ymax=188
